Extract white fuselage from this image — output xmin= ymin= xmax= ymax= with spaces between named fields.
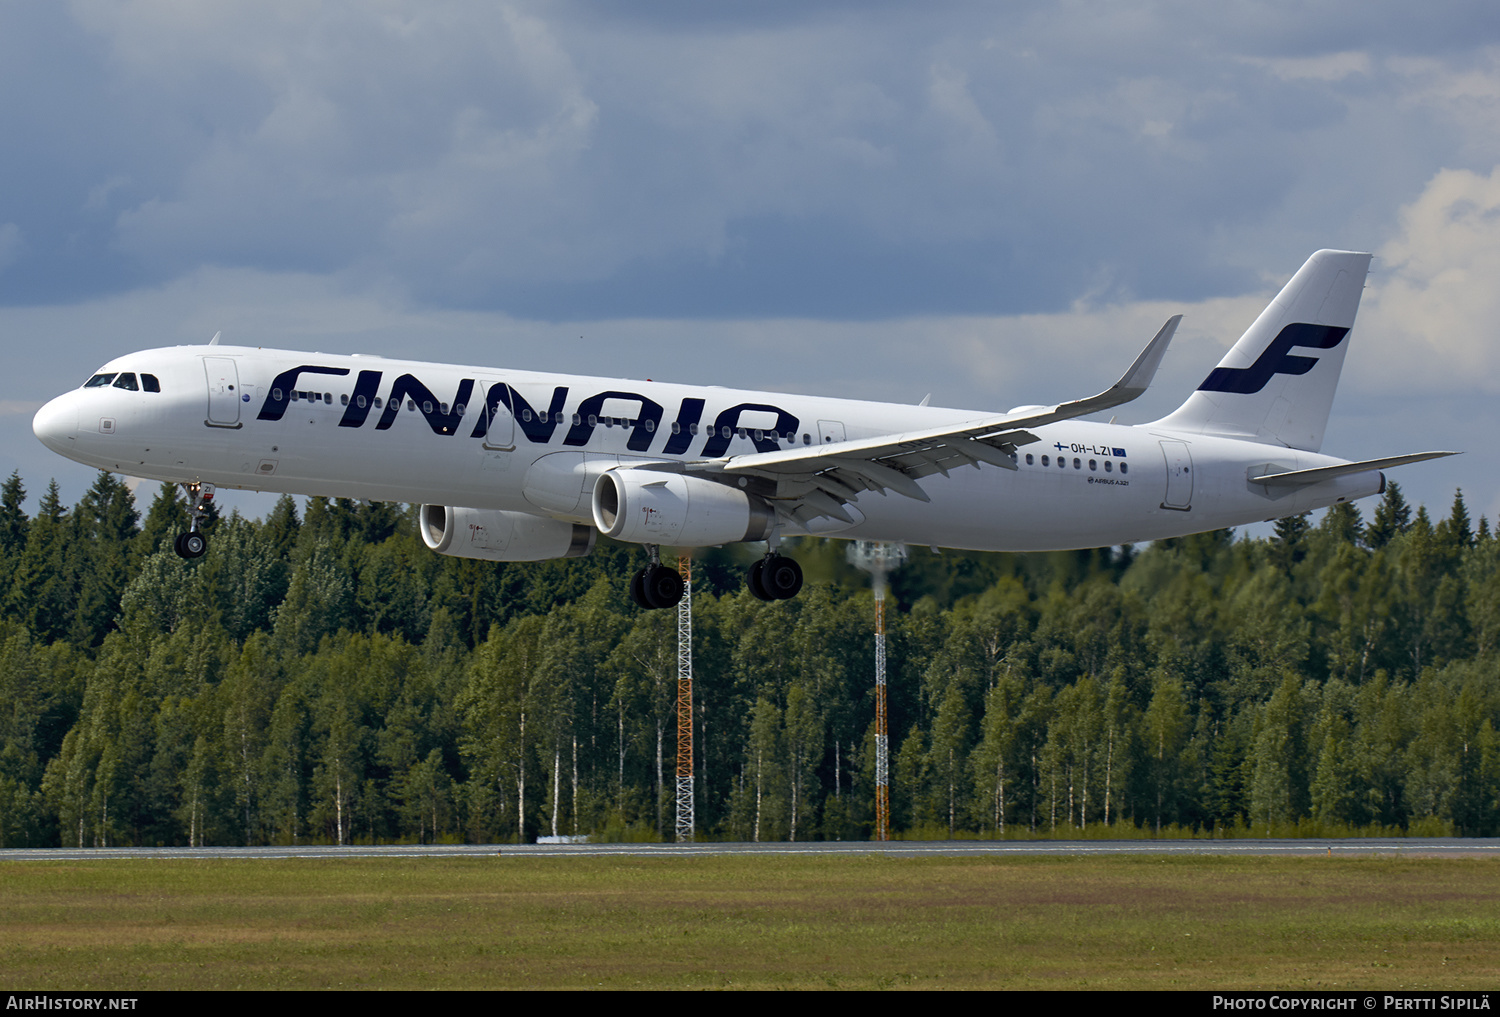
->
xmin=33 ymin=344 xmax=1380 ymax=551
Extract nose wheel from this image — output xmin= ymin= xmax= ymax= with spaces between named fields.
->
xmin=174 ymin=531 xmax=208 ymax=559
xmin=172 ymin=482 xmax=215 ymax=560
xmin=747 ymin=554 xmax=802 ymax=601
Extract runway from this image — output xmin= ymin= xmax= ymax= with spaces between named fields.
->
xmin=4 ymin=838 xmax=1498 ymax=862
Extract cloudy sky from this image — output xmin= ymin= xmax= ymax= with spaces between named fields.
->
xmin=4 ymin=1 xmax=1498 ymax=532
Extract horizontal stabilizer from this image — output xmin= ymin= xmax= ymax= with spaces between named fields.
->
xmin=1251 ymin=451 xmax=1459 ymax=487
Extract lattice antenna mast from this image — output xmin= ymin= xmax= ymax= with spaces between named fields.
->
xmin=847 ymin=541 xmax=907 ymax=842
xmin=675 ymin=553 xmax=695 ymax=843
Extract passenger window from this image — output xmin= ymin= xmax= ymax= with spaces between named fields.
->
xmin=113 ymin=373 xmax=138 ymax=391
xmin=689 ymin=423 xmax=699 ymax=435
xmin=141 ymin=374 xmax=161 ymax=393
xmin=1120 ymin=463 xmax=1129 ymax=475
xmin=1041 ymin=455 xmax=1049 ymax=466
xmin=1104 ymin=460 xmax=1112 ymax=472
xmin=85 ymin=373 xmax=116 ymax=388
xmin=1089 ymin=459 xmax=1096 ymax=471
xmin=1073 ymin=458 xmax=1081 ymax=469
xmin=357 ymin=395 xmax=367 ymax=409
xmin=340 ymin=394 xmax=349 ymax=406
xmin=1025 ymin=454 xmax=1034 ymax=465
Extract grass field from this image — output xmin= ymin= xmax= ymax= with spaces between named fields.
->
xmin=2 ymin=854 xmax=1497 ymax=990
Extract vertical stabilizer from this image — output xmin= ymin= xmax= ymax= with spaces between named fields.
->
xmin=1151 ymin=250 xmax=1371 ymax=452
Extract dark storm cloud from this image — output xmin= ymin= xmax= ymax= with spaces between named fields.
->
xmin=0 ymin=2 xmax=1497 ymax=320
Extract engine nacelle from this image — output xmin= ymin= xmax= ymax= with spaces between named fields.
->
xmin=592 ymin=470 xmax=774 ymax=546
xmin=419 ymin=505 xmax=595 ymax=561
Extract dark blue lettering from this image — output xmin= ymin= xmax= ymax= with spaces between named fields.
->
xmin=338 ymin=370 xmax=383 ymax=428
xmin=375 ymin=374 xmax=475 ymax=435
xmin=1198 ymin=323 xmax=1348 ymax=395
xmin=701 ymin=403 xmax=800 ymax=457
xmin=662 ymin=398 xmax=704 ymax=456
xmin=257 ymin=365 xmax=350 ymax=421
xmin=563 ymin=391 xmax=664 ymax=452
xmin=471 ymin=384 xmax=569 ymax=444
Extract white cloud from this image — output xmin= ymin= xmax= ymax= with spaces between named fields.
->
xmin=1359 ymin=164 xmax=1500 ymax=392
xmin=1244 ymin=51 xmax=1373 ymax=83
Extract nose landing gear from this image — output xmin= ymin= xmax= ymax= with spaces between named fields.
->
xmin=172 ymin=482 xmax=215 ymax=560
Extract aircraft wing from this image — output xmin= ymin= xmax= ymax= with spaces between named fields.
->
xmin=672 ymin=315 xmax=1180 ymax=527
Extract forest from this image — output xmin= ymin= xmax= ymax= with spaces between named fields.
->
xmin=1 ymin=468 xmax=1497 ymax=847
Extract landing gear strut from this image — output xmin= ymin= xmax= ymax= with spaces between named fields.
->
xmin=172 ymin=482 xmax=215 ymax=560
xmin=629 ymin=544 xmax=685 ymax=610
xmin=747 ymin=554 xmax=802 ymax=601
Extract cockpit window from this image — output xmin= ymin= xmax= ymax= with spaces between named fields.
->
xmin=141 ymin=374 xmax=161 ymax=393
xmin=112 ymin=373 xmax=139 ymax=391
xmin=85 ymin=373 xmax=117 ymax=388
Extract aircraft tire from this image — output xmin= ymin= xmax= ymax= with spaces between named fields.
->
xmin=642 ymin=564 xmax=684 ymax=609
xmin=761 ymin=555 xmax=803 ymax=600
xmin=746 ymin=559 xmax=774 ymax=601
xmin=176 ymin=531 xmax=208 ymax=560
xmin=629 ymin=567 xmax=653 ymax=609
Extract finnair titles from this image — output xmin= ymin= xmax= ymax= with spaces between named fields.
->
xmin=34 ymin=251 xmax=1456 ymax=609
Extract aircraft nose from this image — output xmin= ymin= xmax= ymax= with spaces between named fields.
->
xmin=33 ymin=393 xmax=78 ymax=453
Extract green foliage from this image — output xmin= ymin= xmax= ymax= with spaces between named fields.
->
xmin=1 ymin=472 xmax=1497 ymax=846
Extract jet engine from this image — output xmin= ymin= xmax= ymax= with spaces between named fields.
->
xmin=592 ymin=470 xmax=774 ymax=546
xmin=419 ymin=505 xmax=595 ymax=561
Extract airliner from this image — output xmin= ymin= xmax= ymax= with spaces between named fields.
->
xmin=32 ymin=250 xmax=1455 ymax=609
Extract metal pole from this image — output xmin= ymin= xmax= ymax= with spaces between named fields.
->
xmin=675 ymin=554 xmax=694 ymax=843
xmin=874 ymin=585 xmax=889 ymax=842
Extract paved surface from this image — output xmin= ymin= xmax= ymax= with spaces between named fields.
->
xmin=4 ymin=839 xmax=1498 ymax=861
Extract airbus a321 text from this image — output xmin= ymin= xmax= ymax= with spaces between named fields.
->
xmin=33 ymin=250 xmax=1456 ymax=609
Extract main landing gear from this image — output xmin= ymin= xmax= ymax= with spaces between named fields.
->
xmin=747 ymin=554 xmax=802 ymax=601
xmin=627 ymin=543 xmax=805 ymax=610
xmin=629 ymin=545 xmax=685 ymax=610
xmin=172 ymin=482 xmax=215 ymax=560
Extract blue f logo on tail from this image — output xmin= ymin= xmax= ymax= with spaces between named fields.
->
xmin=1198 ymin=323 xmax=1349 ymax=395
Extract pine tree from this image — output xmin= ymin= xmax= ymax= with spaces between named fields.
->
xmin=1271 ymin=512 xmax=1311 ymax=573
xmin=0 ymin=471 xmax=27 ymax=558
xmin=1319 ymin=502 xmax=1363 ymax=548
xmin=1367 ymin=482 xmax=1412 ymax=549
xmin=1437 ymin=489 xmax=1474 ymax=553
